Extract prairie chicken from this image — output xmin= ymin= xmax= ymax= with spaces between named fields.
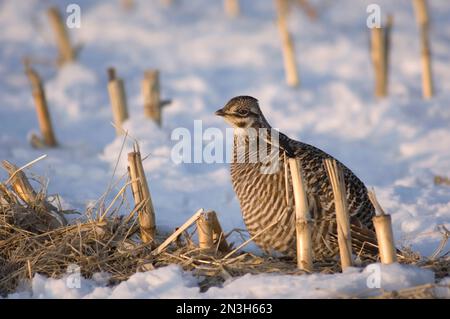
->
xmin=216 ymin=96 xmax=378 ymax=260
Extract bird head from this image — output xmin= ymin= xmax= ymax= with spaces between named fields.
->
xmin=215 ymin=96 xmax=270 ymax=129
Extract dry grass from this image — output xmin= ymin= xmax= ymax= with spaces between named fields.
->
xmin=0 ymin=165 xmax=448 ymax=298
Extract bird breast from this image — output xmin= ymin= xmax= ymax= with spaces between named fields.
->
xmin=230 ymin=135 xmax=297 ymax=254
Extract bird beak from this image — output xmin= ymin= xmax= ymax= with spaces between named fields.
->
xmin=215 ymin=108 xmax=226 ymax=117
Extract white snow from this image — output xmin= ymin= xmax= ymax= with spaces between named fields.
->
xmin=1 ymin=0 xmax=449 ymax=298
xmin=9 ymin=263 xmax=448 ymax=299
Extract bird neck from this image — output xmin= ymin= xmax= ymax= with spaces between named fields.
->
xmin=233 ymin=119 xmax=272 ymax=137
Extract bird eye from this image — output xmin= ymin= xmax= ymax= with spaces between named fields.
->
xmin=237 ymin=109 xmax=249 ymax=116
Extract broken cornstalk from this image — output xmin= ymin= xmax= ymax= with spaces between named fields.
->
xmin=127 ymin=144 xmax=156 ymax=243
xmin=209 ymin=211 xmax=230 ymax=253
xmin=2 ymin=160 xmax=39 ymax=205
xmin=121 ymin=0 xmax=134 ymax=10
xmin=324 ymin=158 xmax=353 ymax=270
xmin=1 ymin=160 xmax=67 ymax=228
xmin=275 ymin=0 xmax=299 ymax=87
xmin=370 ymin=15 xmax=393 ymax=98
xmin=197 ymin=211 xmax=214 ymax=251
xmin=412 ymin=0 xmax=434 ymax=99
xmin=47 ymin=7 xmax=76 ymax=64
xmin=152 ymin=209 xmax=204 ymax=256
xmin=224 ymin=0 xmax=240 ymax=18
xmin=107 ymin=68 xmax=129 ymax=135
xmin=141 ymin=70 xmax=171 ymax=126
xmin=196 ymin=210 xmax=230 ymax=253
xmin=288 ymin=157 xmax=313 ymax=271
xmin=368 ymin=190 xmax=397 ymax=264
xmin=25 ymin=66 xmax=58 ymax=148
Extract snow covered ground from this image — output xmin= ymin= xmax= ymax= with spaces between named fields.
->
xmin=1 ymin=0 xmax=449 ymax=298
xmin=6 ymin=263 xmax=446 ymax=299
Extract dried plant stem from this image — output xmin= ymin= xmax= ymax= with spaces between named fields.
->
xmin=152 ymin=208 xmax=204 ymax=256
xmin=276 ymin=16 xmax=299 ymax=87
xmin=107 ymin=68 xmax=129 ymax=136
xmin=121 ymin=0 xmax=134 ymax=10
xmin=99 ymin=180 xmax=134 ymax=222
xmin=288 ymin=157 xmax=313 ymax=271
xmin=368 ymin=190 xmax=397 ymax=264
xmin=2 ymin=161 xmax=38 ymax=204
xmin=209 ymin=211 xmax=230 ymax=253
xmin=47 ymin=7 xmax=75 ymax=64
xmin=275 ymin=0 xmax=289 ymax=19
xmin=372 ymin=215 xmax=397 ymax=264
xmin=4 ymin=155 xmax=47 ymax=186
xmin=25 ymin=67 xmax=57 ymax=147
xmin=128 ymin=148 xmax=156 ymax=243
xmin=1 ymin=160 xmax=67 ymax=228
xmin=413 ymin=0 xmax=433 ymax=99
xmin=434 ymin=175 xmax=450 ymax=186
xmin=197 ymin=212 xmax=214 ymax=250
xmin=297 ymin=0 xmax=317 ymax=20
xmin=27 ymin=260 xmax=32 ymax=279
xmin=223 ymin=211 xmax=288 ymax=260
xmin=197 ymin=211 xmax=230 ymax=253
xmin=224 ymin=0 xmax=240 ymax=18
xmin=142 ymin=70 xmax=162 ymax=125
xmin=370 ymin=16 xmax=392 ymax=98
xmin=161 ymin=0 xmax=173 ymax=6
xmin=429 ymin=225 xmax=450 ymax=260
xmin=324 ymin=159 xmax=353 ymax=270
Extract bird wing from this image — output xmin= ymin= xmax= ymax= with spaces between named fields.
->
xmin=277 ymin=130 xmax=381 ymax=259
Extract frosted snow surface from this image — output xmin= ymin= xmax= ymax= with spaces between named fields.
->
xmin=8 ymin=264 xmax=448 ymax=299
xmin=0 ymin=0 xmax=449 ymax=298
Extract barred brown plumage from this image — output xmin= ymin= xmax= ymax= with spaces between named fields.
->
xmin=216 ymin=96 xmax=378 ymax=260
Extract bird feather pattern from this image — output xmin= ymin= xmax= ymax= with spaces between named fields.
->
xmin=217 ymin=96 xmax=378 ymax=261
